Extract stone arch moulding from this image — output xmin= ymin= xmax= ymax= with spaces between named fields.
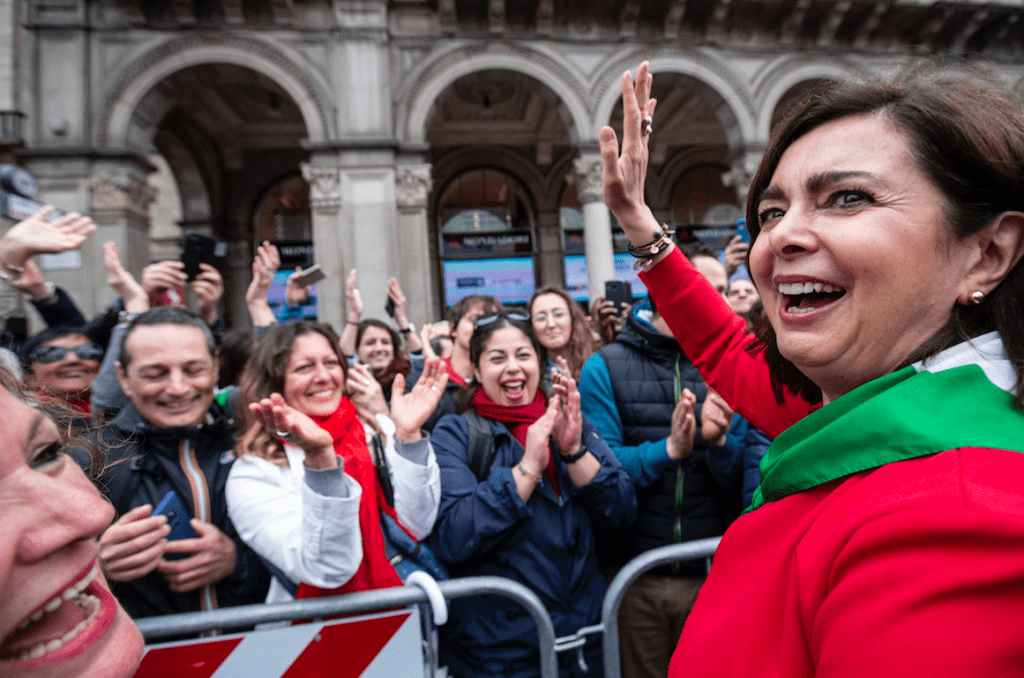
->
xmin=431 ymin=148 xmax=545 ymax=220
xmin=100 ymin=35 xmax=334 ymax=149
xmin=754 ymin=58 xmax=861 ymax=140
xmin=591 ymin=50 xmax=757 ymax=148
xmin=401 ymin=43 xmax=593 ymax=147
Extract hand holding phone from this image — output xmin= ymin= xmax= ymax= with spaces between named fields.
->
xmin=181 ymin=234 xmax=220 ymax=282
xmin=153 ymin=491 xmax=198 ymax=561
xmin=604 ymin=280 xmax=633 ymax=313
xmin=291 ymin=263 xmax=326 ymax=288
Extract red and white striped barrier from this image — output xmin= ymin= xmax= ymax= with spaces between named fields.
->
xmin=133 ymin=608 xmax=422 ymax=678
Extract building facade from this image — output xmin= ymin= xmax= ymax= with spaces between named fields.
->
xmin=4 ymin=0 xmax=1024 ymax=329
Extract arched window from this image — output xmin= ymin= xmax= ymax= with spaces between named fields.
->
xmin=437 ymin=168 xmax=535 ymax=307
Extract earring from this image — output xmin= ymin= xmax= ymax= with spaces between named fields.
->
xmin=970 ymin=290 xmax=985 ymax=305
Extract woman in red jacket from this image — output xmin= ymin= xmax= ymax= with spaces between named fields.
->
xmin=600 ymin=62 xmax=1024 ymax=677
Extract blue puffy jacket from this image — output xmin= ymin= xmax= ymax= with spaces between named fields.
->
xmin=429 ymin=413 xmax=637 ymax=678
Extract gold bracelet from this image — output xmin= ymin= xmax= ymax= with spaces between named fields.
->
xmin=517 ymin=463 xmax=542 ymax=484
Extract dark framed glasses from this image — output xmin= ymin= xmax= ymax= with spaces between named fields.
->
xmin=29 ymin=343 xmax=104 ymax=364
xmin=473 ymin=311 xmax=530 ymax=327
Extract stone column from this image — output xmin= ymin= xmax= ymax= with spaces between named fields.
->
xmin=301 ymin=162 xmax=344 ymax=328
xmin=395 ymin=163 xmax=438 ymax=326
xmin=572 ymin=155 xmax=614 ymax=298
xmin=535 ymin=209 xmax=564 ymax=289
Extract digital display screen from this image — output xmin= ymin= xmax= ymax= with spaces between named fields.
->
xmin=267 ymin=269 xmax=318 ymax=320
xmin=563 ymin=254 xmax=648 ymax=302
xmin=443 ymin=257 xmax=536 ymax=307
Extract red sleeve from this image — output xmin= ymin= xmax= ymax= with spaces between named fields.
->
xmin=639 ymin=248 xmax=813 ymax=438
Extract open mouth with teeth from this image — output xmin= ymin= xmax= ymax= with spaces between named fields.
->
xmin=0 ymin=565 xmax=109 ymax=663
xmin=501 ymin=380 xmax=527 ymax=402
xmin=778 ymin=281 xmax=847 ymax=315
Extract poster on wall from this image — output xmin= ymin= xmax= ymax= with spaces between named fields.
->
xmin=443 ymin=257 xmax=536 ymax=307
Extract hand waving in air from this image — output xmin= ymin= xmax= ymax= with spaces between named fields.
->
xmin=248 ymin=393 xmax=336 ymax=469
xmin=390 ymin=357 xmax=448 ymax=442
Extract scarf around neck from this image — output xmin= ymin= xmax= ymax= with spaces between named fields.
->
xmin=294 ymin=397 xmax=404 ymax=599
xmin=749 ymin=333 xmax=1024 ymax=512
xmin=471 ymin=387 xmax=561 ymax=495
xmin=444 ymin=356 xmax=468 ymax=388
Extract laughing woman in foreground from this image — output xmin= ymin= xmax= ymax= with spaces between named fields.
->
xmin=601 ymin=62 xmax=1024 ymax=676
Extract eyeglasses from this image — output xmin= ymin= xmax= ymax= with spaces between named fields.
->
xmin=29 ymin=343 xmax=104 ymax=364
xmin=532 ymin=309 xmax=569 ymax=324
xmin=473 ymin=311 xmax=530 ymax=327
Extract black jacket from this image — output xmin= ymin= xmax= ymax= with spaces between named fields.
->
xmin=91 ymin=400 xmax=269 ymax=619
xmin=590 ymin=305 xmax=741 ymax=573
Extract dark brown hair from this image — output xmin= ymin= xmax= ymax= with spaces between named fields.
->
xmin=528 ymin=285 xmax=598 ymax=381
xmin=235 ymin=321 xmax=347 ymax=461
xmin=355 ymin=319 xmax=411 ymax=389
xmin=446 ymin=294 xmax=503 ymax=327
xmin=746 ymin=66 xmax=1024 ymax=408
xmin=456 ymin=313 xmax=548 ymax=411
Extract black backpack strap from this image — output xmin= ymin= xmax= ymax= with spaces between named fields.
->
xmin=462 ymin=411 xmax=497 ymax=482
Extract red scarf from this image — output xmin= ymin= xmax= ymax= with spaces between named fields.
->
xmin=444 ymin=357 xmax=468 ymax=388
xmin=471 ymin=388 xmax=561 ymax=496
xmin=294 ymin=398 xmax=405 ymax=599
xmin=66 ymin=395 xmax=91 ymax=413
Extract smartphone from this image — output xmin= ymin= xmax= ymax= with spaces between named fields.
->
xmin=181 ymin=234 xmax=218 ymax=282
xmin=736 ymin=218 xmax=750 ymax=244
xmin=384 ymin=296 xmax=395 ymax=318
xmin=292 ymin=263 xmax=326 ymax=288
xmin=153 ymin=490 xmax=198 ymax=560
xmin=604 ymin=280 xmax=633 ymax=313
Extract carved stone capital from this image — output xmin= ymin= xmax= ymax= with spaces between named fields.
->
xmin=722 ymin=149 xmax=763 ymax=203
xmin=301 ymin=164 xmax=342 ymax=213
xmin=90 ymin=172 xmax=156 ymax=218
xmin=571 ymin=157 xmax=604 ymax=204
xmin=395 ymin=164 xmax=433 ymax=209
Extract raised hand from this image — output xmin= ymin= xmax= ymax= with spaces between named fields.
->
xmin=141 ymin=260 xmax=187 ymax=304
xmin=523 ymin=395 xmax=558 ymax=478
xmin=190 ymin=263 xmax=224 ymax=326
xmin=285 ymin=266 xmax=310 ymax=306
xmin=599 ymin=61 xmax=663 ymax=242
xmin=0 ymin=207 xmax=96 ymax=271
xmin=246 ymin=241 xmax=280 ymax=305
xmin=390 ymin=357 xmax=448 ymax=442
xmin=666 ymin=388 xmax=697 ymax=461
xmin=345 ymin=268 xmax=363 ymax=321
xmin=701 ymin=388 xmax=734 ymax=448
xmin=550 ymin=357 xmax=583 ymax=455
xmin=12 ymin=259 xmax=52 ymax=300
xmin=103 ymin=242 xmax=149 ymax=314
xmin=723 ymin=235 xmax=749 ymax=278
xmin=248 ymin=393 xmax=336 ymax=467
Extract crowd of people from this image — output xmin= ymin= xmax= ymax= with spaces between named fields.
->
xmin=4 ymin=59 xmax=1024 ymax=678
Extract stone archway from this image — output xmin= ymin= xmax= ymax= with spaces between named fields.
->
xmin=101 ymin=36 xmax=332 ymax=149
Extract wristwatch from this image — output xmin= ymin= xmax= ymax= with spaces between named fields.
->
xmin=559 ymin=442 xmax=588 ymax=464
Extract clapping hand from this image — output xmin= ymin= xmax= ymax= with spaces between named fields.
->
xmin=550 ymin=357 xmax=583 ymax=455
xmin=248 ymin=393 xmax=336 ymax=468
xmin=246 ymin=241 xmax=280 ymax=305
xmin=666 ymin=388 xmax=697 ymax=461
xmin=345 ymin=268 xmax=363 ymax=321
xmin=347 ymin=362 xmax=389 ymax=423
xmin=390 ymin=357 xmax=448 ymax=442
xmin=701 ymin=389 xmax=734 ymax=448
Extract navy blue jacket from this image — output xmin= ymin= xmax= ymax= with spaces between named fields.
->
xmin=429 ymin=412 xmax=636 ymax=678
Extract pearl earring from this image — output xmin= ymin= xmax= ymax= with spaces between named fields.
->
xmin=970 ymin=290 xmax=985 ymax=305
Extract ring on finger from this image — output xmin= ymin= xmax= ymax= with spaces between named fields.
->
xmin=642 ymin=116 xmax=653 ymax=136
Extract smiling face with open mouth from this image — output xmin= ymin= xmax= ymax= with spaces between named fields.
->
xmin=26 ymin=333 xmax=101 ymax=401
xmin=474 ymin=325 xmax=541 ymax=407
xmin=0 ymin=384 xmax=143 ymax=677
xmin=283 ymin=332 xmax=345 ymax=417
xmin=750 ymin=114 xmax=976 ymax=403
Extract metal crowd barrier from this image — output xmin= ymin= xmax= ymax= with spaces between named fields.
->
xmin=135 ymin=576 xmax=560 ymax=678
xmin=135 ymin=538 xmax=721 ymax=678
xmin=600 ymin=537 xmax=722 ymax=678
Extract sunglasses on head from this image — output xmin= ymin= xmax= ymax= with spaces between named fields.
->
xmin=473 ymin=311 xmax=530 ymax=327
xmin=30 ymin=343 xmax=104 ymax=364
